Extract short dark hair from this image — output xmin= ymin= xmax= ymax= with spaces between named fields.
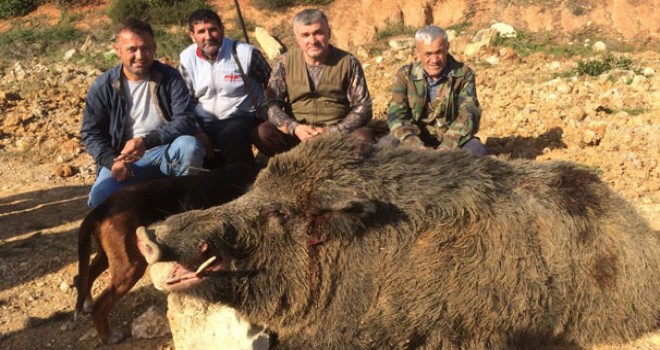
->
xmin=187 ymin=9 xmax=222 ymax=32
xmin=115 ymin=17 xmax=154 ymax=39
xmin=292 ymin=9 xmax=329 ymax=33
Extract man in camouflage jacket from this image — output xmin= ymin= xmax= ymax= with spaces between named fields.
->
xmin=387 ymin=25 xmax=486 ymax=155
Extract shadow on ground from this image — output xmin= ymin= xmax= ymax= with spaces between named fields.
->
xmin=485 ymin=127 xmax=567 ymax=159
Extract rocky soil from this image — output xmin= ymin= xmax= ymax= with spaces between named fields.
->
xmin=0 ymin=0 xmax=659 ymax=349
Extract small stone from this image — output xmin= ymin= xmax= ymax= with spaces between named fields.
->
xmin=592 ymin=41 xmax=607 ymax=52
xmin=485 ymin=55 xmax=500 ymax=65
xmin=388 ymin=37 xmax=415 ymax=51
xmin=548 ymin=61 xmax=562 ymax=70
xmin=445 ymin=29 xmax=457 ymax=42
xmin=498 ymin=47 xmax=519 ymax=61
xmin=53 ymin=164 xmax=75 ymax=178
xmin=63 ymin=49 xmax=76 ymax=61
xmin=60 ymin=281 xmax=71 ymax=292
xmin=355 ymin=46 xmax=369 ymax=60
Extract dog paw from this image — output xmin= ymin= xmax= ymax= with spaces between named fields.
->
xmin=73 ymin=311 xmax=89 ymax=322
xmin=82 ymin=298 xmax=93 ymax=314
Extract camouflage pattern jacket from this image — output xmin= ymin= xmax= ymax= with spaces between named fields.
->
xmin=387 ymin=54 xmax=481 ymax=149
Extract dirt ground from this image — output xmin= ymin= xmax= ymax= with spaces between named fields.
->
xmin=0 ymin=0 xmax=659 ymax=349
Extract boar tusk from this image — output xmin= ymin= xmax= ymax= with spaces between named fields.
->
xmin=195 ymin=256 xmax=217 ymax=274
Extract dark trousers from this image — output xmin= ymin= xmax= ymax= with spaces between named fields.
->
xmin=203 ymin=115 xmax=259 ymax=164
xmin=377 ymin=133 xmax=488 ymax=156
xmin=251 ymin=122 xmax=375 ymax=157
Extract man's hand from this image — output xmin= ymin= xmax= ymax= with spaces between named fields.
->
xmin=195 ymin=131 xmax=215 ymax=159
xmin=110 ymin=160 xmax=134 ymax=181
xmin=294 ymin=124 xmax=322 ymax=142
xmin=116 ymin=137 xmax=146 ymax=162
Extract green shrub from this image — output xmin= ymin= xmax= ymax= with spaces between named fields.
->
xmin=107 ymin=0 xmax=207 ymax=25
xmin=447 ymin=21 xmax=471 ymax=35
xmin=0 ymin=0 xmax=41 ymax=19
xmin=567 ymin=0 xmax=590 ymax=16
xmin=154 ymin=28 xmax=192 ymax=61
xmin=0 ymin=18 xmax=83 ymax=61
xmin=107 ymin=0 xmax=150 ymax=23
xmin=492 ymin=31 xmax=594 ymax=58
xmin=252 ymin=0 xmax=333 ymax=11
xmin=576 ymin=55 xmax=636 ymax=76
xmin=146 ymin=0 xmax=208 ymax=25
xmin=375 ymin=20 xmax=416 ymax=41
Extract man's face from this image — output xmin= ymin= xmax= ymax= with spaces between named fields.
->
xmin=415 ymin=37 xmax=449 ymax=79
xmin=294 ymin=20 xmax=331 ymax=64
xmin=189 ymin=20 xmax=224 ymax=59
xmin=114 ymin=30 xmax=156 ymax=81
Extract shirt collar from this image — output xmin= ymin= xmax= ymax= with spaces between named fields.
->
xmin=424 ymin=64 xmax=450 ymax=85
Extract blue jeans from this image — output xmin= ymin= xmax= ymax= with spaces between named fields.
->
xmin=87 ymin=135 xmax=205 ymax=208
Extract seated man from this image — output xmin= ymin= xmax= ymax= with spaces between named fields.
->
xmin=387 ymin=25 xmax=487 ymax=156
xmin=81 ymin=18 xmax=205 ymax=208
xmin=252 ymin=8 xmax=373 ymax=156
xmin=179 ymin=9 xmax=271 ymax=165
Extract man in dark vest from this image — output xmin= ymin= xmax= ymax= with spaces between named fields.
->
xmin=251 ymin=8 xmax=373 ymax=156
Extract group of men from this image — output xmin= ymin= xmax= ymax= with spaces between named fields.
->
xmin=81 ymin=8 xmax=486 ymax=208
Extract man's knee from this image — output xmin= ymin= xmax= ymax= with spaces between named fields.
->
xmin=87 ymin=169 xmax=118 ymax=208
xmin=169 ymin=135 xmax=205 ymax=175
xmin=253 ymin=121 xmax=282 ymax=142
xmin=171 ymin=135 xmax=205 ymax=159
xmin=251 ymin=122 xmax=297 ymax=157
xmin=461 ymin=138 xmax=488 ymax=156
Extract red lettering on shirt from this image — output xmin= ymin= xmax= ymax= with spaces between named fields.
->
xmin=224 ymin=74 xmax=241 ymax=82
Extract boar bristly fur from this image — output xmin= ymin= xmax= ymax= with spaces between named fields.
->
xmin=145 ymin=135 xmax=660 ymax=350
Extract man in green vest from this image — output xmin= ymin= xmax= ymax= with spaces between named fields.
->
xmin=251 ymin=8 xmax=373 ymax=156
xmin=387 ymin=25 xmax=487 ymax=156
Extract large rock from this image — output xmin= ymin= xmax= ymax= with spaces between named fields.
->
xmin=166 ymin=292 xmax=270 ymax=350
xmin=255 ymin=27 xmax=284 ymax=60
xmin=131 ymin=306 xmax=170 ymax=339
xmin=490 ymin=22 xmax=517 ymax=38
xmin=464 ymin=27 xmax=497 ymax=57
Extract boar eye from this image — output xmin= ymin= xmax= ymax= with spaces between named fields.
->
xmin=216 ymin=223 xmax=237 ymax=246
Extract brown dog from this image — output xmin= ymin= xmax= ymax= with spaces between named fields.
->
xmin=74 ymin=163 xmax=258 ymax=344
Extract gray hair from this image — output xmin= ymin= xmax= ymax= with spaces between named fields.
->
xmin=414 ymin=25 xmax=448 ymax=45
xmin=292 ymin=9 xmax=329 ymax=33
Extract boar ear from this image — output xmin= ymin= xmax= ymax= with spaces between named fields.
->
xmin=311 ymin=188 xmax=377 ymax=240
xmin=318 ymin=187 xmax=376 ymax=216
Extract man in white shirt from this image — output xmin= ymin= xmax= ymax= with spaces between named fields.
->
xmin=179 ymin=9 xmax=271 ymax=165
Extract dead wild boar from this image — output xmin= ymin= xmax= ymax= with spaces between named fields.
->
xmin=138 ymin=134 xmax=660 ymax=350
